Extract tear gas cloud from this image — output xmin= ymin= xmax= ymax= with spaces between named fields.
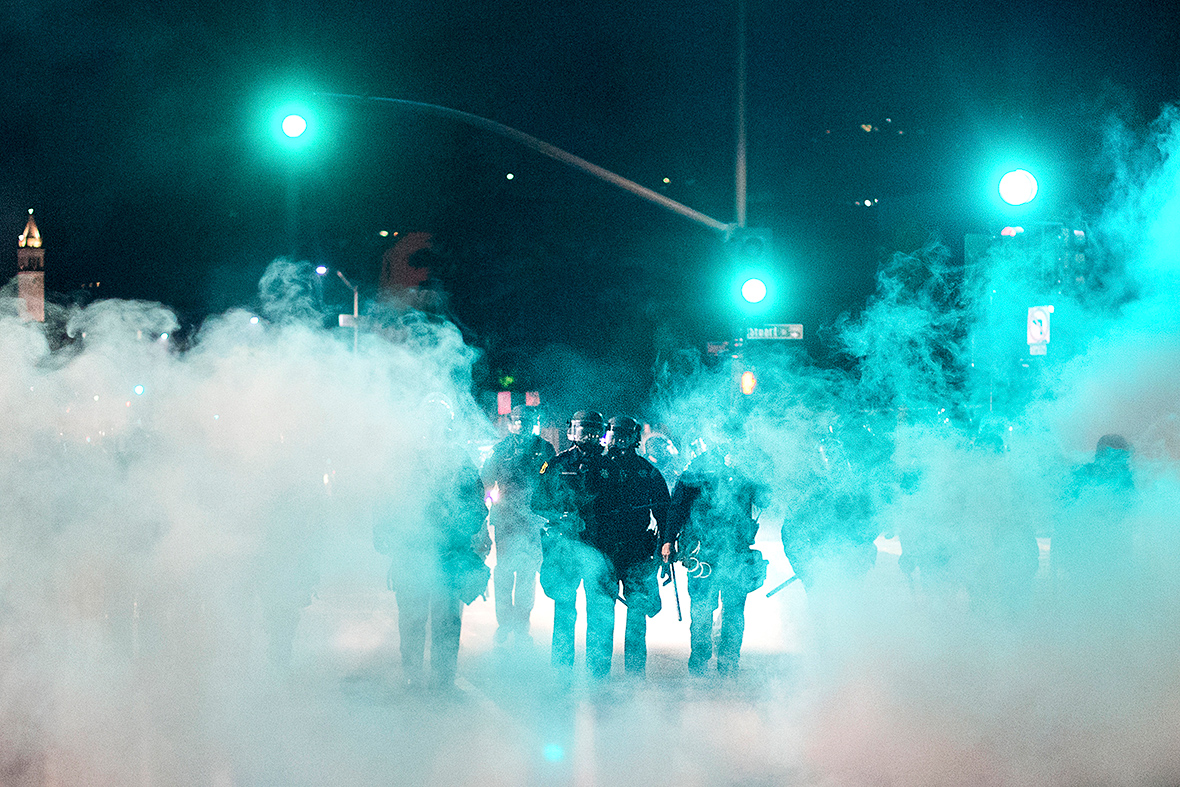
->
xmin=645 ymin=103 xmax=1180 ymax=786
xmin=3 ymin=104 xmax=1180 ymax=786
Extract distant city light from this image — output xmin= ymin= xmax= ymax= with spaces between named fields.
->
xmin=316 ymin=265 xmax=328 ymax=275
xmin=249 ymin=315 xmax=260 ymax=324
xmin=281 ymin=114 xmax=307 ymax=138
xmin=159 ymin=333 xmax=168 ymax=342
xmin=134 ymin=385 xmax=144 ymax=396
xmin=506 ymin=173 xmax=514 ymax=180
xmin=999 ymin=169 xmax=1038 ymax=206
xmin=741 ymin=278 xmax=767 ymax=303
xmin=663 ymin=177 xmax=671 ymax=184
xmin=379 ymin=230 xmax=389 ymax=237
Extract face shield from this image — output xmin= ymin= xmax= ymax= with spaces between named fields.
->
xmin=567 ymin=415 xmax=606 ymax=448
xmin=605 ymin=418 xmax=641 ymax=451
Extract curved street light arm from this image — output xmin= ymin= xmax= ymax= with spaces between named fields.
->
xmin=316 ymin=92 xmax=735 ymax=236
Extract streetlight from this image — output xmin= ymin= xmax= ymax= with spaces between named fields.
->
xmin=316 ymin=266 xmax=360 ymax=351
xmin=268 ymin=103 xmax=319 ymax=257
xmin=336 ymin=270 xmax=359 ymax=353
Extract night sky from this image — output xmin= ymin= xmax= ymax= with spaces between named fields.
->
xmin=3 ymin=0 xmax=1178 ymax=390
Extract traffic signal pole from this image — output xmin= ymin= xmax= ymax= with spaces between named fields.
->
xmin=317 ymin=92 xmax=734 ymax=236
xmin=736 ymin=0 xmax=748 ymax=230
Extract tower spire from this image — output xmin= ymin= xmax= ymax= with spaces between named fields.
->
xmin=19 ymin=209 xmax=42 ymax=250
xmin=17 ymin=208 xmax=45 ymax=321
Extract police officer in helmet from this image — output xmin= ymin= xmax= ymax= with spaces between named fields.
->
xmin=482 ymin=405 xmax=555 ymax=646
xmin=532 ymin=411 xmax=618 ymax=680
xmin=601 ymin=415 xmax=670 ymax=677
xmin=665 ymin=415 xmax=771 ymax=677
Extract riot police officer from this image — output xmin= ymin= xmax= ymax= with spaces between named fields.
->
xmin=643 ymin=433 xmax=683 ymax=494
xmin=532 ymin=411 xmax=618 ymax=680
xmin=601 ymin=416 xmax=670 ymax=677
xmin=665 ymin=420 xmax=771 ymax=677
xmin=1054 ymin=434 xmax=1135 ymax=609
xmin=481 ymin=405 xmax=555 ymax=646
xmin=374 ymin=397 xmax=490 ymax=691
xmin=781 ymin=428 xmax=878 ymax=591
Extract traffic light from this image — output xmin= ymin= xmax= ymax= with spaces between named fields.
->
xmin=269 ymin=101 xmax=318 ymax=151
xmin=998 ymin=169 xmax=1038 ymax=206
xmin=741 ymin=370 xmax=757 ymax=395
xmin=729 ymin=227 xmax=772 ymax=262
xmin=727 ymin=227 xmax=775 ymax=315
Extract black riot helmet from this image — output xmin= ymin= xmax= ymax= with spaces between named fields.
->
xmin=567 ymin=410 xmax=606 ymax=449
xmin=606 ymin=416 xmax=642 ymax=452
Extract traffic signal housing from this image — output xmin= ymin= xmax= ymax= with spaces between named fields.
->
xmin=727 ymin=227 xmax=776 ymax=316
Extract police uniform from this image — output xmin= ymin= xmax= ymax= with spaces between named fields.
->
xmin=376 ymin=443 xmax=488 ymax=689
xmin=533 ymin=443 xmax=618 ymax=677
xmin=666 ymin=447 xmax=770 ymax=676
xmin=482 ymin=430 xmax=555 ymax=640
xmin=601 ymin=445 xmax=670 ymax=675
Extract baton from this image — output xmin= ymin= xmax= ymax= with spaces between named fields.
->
xmin=765 ymin=574 xmax=799 ymax=598
xmin=661 ymin=560 xmax=682 ymax=621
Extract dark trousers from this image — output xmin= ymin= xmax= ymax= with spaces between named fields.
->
xmin=550 ymin=544 xmax=615 ymax=678
xmin=687 ymin=568 xmax=748 ymax=674
xmin=619 ymin=564 xmax=660 ymax=674
xmin=396 ymin=585 xmax=463 ymax=684
xmin=494 ymin=547 xmax=539 ymax=634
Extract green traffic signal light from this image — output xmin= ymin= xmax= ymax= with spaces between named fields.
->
xmin=741 ymin=278 xmax=767 ymax=303
xmin=727 ymin=228 xmax=776 ymax=315
xmin=998 ymin=169 xmax=1038 ymax=206
xmin=282 ymin=114 xmax=307 ymax=138
xmin=270 ymin=102 xmax=317 ymax=150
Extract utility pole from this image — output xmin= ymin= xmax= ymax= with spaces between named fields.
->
xmin=736 ymin=0 xmax=748 ymax=230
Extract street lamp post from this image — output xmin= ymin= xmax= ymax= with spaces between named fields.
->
xmin=279 ymin=112 xmax=310 ymax=257
xmin=336 ymin=270 xmax=359 ymax=353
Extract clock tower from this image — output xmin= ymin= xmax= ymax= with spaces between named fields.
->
xmin=17 ymin=209 xmax=44 ymax=322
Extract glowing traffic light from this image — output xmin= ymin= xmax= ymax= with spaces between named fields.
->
xmin=741 ymin=370 xmax=757 ymax=395
xmin=727 ymin=228 xmax=777 ymax=315
xmin=999 ymin=169 xmax=1038 ymax=206
xmin=741 ymin=278 xmax=767 ymax=303
xmin=282 ymin=114 xmax=307 ymax=138
xmin=270 ymin=102 xmax=317 ymax=150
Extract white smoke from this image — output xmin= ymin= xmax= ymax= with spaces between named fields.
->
xmin=0 ymin=260 xmax=490 ymax=785
xmin=5 ymin=102 xmax=1180 ymax=786
xmin=642 ymin=103 xmax=1180 ymax=787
